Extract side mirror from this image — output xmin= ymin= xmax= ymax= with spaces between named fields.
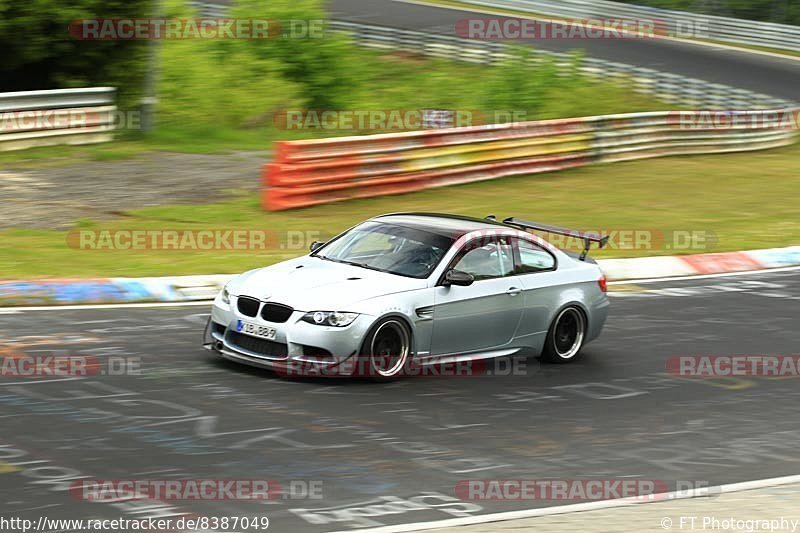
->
xmin=444 ymin=269 xmax=474 ymax=287
xmin=309 ymin=241 xmax=325 ymax=253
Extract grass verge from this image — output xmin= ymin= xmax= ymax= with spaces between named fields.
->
xmin=0 ymin=41 xmax=674 ymax=168
xmin=2 ymin=142 xmax=798 ymax=279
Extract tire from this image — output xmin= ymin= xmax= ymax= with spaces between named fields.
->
xmin=360 ymin=317 xmax=412 ymax=380
xmin=541 ymin=306 xmax=586 ymax=363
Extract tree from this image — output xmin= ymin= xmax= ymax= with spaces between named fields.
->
xmin=0 ymin=0 xmax=149 ymax=109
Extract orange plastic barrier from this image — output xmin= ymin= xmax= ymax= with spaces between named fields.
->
xmin=264 ymin=110 xmax=798 ymax=211
xmin=265 ymin=116 xmax=599 ymax=211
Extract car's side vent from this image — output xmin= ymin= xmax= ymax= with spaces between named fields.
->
xmin=237 ymin=296 xmax=260 ymax=317
xmin=416 ymin=306 xmax=434 ymax=320
xmin=261 ymin=303 xmax=294 ymax=323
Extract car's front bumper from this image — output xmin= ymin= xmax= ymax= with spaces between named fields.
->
xmin=203 ymin=295 xmax=374 ymax=376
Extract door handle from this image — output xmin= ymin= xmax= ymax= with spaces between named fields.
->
xmin=506 ymin=287 xmax=521 ymax=296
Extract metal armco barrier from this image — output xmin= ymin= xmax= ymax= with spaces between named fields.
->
xmin=328 ymin=21 xmax=795 ymax=110
xmin=449 ymin=0 xmax=800 ymax=52
xmin=0 ymin=87 xmax=116 ymax=152
xmin=264 ymin=109 xmax=799 ymax=210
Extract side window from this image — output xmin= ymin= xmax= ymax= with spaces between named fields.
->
xmin=453 ymin=237 xmax=514 ymax=281
xmin=515 ymin=238 xmax=556 ymax=274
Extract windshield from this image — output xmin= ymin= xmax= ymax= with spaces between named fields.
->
xmin=315 ymin=221 xmax=454 ymax=278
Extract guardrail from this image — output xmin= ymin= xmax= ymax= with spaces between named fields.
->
xmin=190 ymin=0 xmax=231 ymax=19
xmin=0 ymin=87 xmax=116 ymax=152
xmin=329 ymin=21 xmax=795 ymax=110
xmin=447 ymin=0 xmax=800 ymax=52
xmin=264 ymin=109 xmax=798 ymax=210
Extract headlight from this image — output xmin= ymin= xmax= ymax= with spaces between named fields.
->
xmin=301 ymin=311 xmax=359 ymax=327
xmin=220 ymin=285 xmax=231 ymax=305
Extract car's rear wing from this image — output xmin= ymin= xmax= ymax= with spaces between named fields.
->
xmin=502 ymin=217 xmax=609 ymax=261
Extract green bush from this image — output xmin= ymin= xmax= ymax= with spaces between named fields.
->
xmin=483 ymin=46 xmax=560 ymax=118
xmin=0 ymin=0 xmax=148 ymax=110
xmin=156 ymin=0 xmax=364 ymax=128
xmin=158 ymin=38 xmax=297 ymax=128
xmin=232 ymin=0 xmax=361 ymax=109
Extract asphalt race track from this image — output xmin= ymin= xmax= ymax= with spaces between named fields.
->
xmin=1 ymin=268 xmax=799 ymax=531
xmin=327 ymin=0 xmax=800 ymax=102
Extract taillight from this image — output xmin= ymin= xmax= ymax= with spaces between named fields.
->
xmin=598 ymin=274 xmax=608 ymax=293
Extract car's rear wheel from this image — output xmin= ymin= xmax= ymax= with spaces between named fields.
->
xmin=362 ymin=318 xmax=411 ymax=379
xmin=542 ymin=306 xmax=586 ymax=363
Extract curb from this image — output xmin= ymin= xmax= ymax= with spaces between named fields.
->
xmin=0 ymin=275 xmax=234 ymax=307
xmin=598 ymin=245 xmax=800 ymax=281
xmin=1 ymin=246 xmax=799 ymax=307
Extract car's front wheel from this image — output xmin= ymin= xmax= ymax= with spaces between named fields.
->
xmin=542 ymin=306 xmax=586 ymax=363
xmin=361 ymin=318 xmax=411 ymax=379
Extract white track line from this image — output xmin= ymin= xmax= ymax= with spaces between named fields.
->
xmin=396 ymin=0 xmax=800 ymax=63
xmin=331 ymin=474 xmax=800 ymax=533
xmin=0 ymin=301 xmax=212 ymax=313
xmin=0 ymin=378 xmax=82 ymax=386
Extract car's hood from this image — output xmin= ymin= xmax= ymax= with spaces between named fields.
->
xmin=227 ymin=256 xmax=428 ymax=311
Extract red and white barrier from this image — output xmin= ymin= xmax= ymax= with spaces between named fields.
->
xmin=264 ymin=109 xmax=798 ymax=211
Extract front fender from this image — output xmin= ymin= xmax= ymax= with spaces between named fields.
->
xmin=350 ymin=290 xmax=434 ymax=358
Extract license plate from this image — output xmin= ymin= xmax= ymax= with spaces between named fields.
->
xmin=236 ymin=320 xmax=277 ymax=340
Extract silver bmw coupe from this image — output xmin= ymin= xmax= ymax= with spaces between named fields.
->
xmin=204 ymin=213 xmax=609 ymax=378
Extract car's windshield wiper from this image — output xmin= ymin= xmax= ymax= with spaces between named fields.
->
xmin=343 ymin=260 xmax=386 ymax=273
xmin=316 ymin=255 xmax=386 ymax=273
xmin=316 ymin=255 xmax=353 ymax=266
